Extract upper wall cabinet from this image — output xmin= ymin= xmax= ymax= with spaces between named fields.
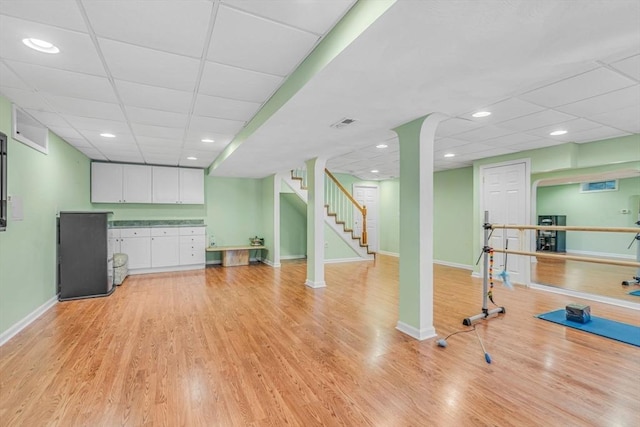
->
xmin=92 ymin=163 xmax=152 ymax=203
xmin=91 ymin=163 xmax=204 ymax=205
xmin=152 ymin=166 xmax=204 ymax=204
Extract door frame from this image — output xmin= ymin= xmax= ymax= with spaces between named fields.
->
xmin=352 ymin=183 xmax=379 ymax=252
xmin=479 ymin=158 xmax=531 ymax=286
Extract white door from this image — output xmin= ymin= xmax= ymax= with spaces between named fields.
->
xmin=353 ymin=185 xmax=379 ymax=252
xmin=481 ymin=161 xmax=528 ymax=284
xmin=91 ymin=163 xmax=123 ymax=203
xmin=120 ymin=237 xmax=151 ymax=269
xmin=122 ymin=164 xmax=152 ymax=203
xmin=179 ymin=168 xmax=204 ymax=204
xmin=152 ymin=166 xmax=179 ymax=204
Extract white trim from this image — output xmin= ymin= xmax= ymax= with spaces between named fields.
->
xmin=530 ymin=282 xmax=640 ymax=311
xmin=395 ymin=321 xmax=437 ymax=341
xmin=566 ymin=250 xmax=635 ymax=260
xmin=324 ymin=256 xmax=373 ymax=264
xmin=471 ymin=271 xmax=482 ymax=278
xmin=280 ymin=254 xmax=306 ymax=260
xmin=305 ymin=279 xmax=326 ymax=288
xmin=377 ymin=250 xmax=399 ymax=257
xmin=262 ymin=258 xmax=280 ymax=268
xmin=128 ymin=264 xmax=205 ymax=275
xmin=0 ymin=295 xmax=57 ymax=347
xmin=434 ymin=259 xmax=474 ymax=270
xmin=206 ymin=260 xmax=222 ymax=265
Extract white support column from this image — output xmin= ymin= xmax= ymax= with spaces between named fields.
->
xmin=305 ymin=157 xmax=327 ymax=288
xmin=272 ymin=172 xmax=282 ymax=268
xmin=394 ymin=113 xmax=446 ymax=340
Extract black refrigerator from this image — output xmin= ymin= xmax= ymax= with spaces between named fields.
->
xmin=58 ymin=211 xmax=114 ymax=300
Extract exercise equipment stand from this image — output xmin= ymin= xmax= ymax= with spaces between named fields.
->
xmin=622 ymin=215 xmax=640 ymax=287
xmin=463 ymin=211 xmax=506 ymax=326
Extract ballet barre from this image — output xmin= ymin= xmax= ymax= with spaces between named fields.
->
xmin=490 ymin=224 xmax=639 ymax=233
xmin=491 ymin=248 xmax=640 ymax=268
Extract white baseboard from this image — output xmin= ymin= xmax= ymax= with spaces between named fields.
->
xmin=128 ymin=264 xmax=205 ymax=275
xmin=0 ymin=295 xmax=58 ymax=347
xmin=377 ymin=250 xmax=399 ymax=257
xmin=261 ymin=258 xmax=280 ymax=268
xmin=280 ymin=254 xmax=306 ymax=260
xmin=566 ymin=250 xmax=635 ymax=260
xmin=206 ymin=260 xmax=222 ymax=265
xmin=395 ymin=321 xmax=437 ymax=341
xmin=324 ymin=257 xmax=373 ymax=264
xmin=305 ymin=279 xmax=326 ymax=288
xmin=434 ymin=260 xmax=474 ymax=270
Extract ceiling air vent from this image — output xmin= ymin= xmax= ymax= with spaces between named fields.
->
xmin=330 ymin=117 xmax=357 ymax=129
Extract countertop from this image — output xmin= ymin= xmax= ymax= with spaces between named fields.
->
xmin=108 ymin=220 xmax=205 ymax=229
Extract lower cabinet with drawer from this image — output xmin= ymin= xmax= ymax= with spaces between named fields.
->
xmin=109 ymin=226 xmax=206 ymax=274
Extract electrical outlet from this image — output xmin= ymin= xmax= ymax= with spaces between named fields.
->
xmin=620 ymin=209 xmax=630 ymax=214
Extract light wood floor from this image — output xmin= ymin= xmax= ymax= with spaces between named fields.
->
xmin=1 ymin=256 xmax=639 ymax=426
xmin=532 ymin=257 xmax=640 ymax=304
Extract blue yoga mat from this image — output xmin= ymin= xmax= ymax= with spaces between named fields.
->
xmin=629 ymin=290 xmax=640 ymax=296
xmin=536 ymin=309 xmax=640 ymax=347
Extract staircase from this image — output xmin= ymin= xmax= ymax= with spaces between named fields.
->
xmin=285 ymin=168 xmax=375 ymax=260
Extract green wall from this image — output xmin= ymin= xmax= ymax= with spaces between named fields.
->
xmin=379 ymin=179 xmax=400 ymax=254
xmin=280 ymin=193 xmax=307 ymax=258
xmin=537 ymin=176 xmax=640 ymax=257
xmin=434 ymin=167 xmax=474 ymax=267
xmin=0 ymin=95 xmax=92 ymax=335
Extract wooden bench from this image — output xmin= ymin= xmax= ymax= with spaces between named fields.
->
xmin=206 ymin=245 xmax=266 ymax=267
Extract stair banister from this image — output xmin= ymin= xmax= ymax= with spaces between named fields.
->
xmin=324 ymin=168 xmax=368 ymax=245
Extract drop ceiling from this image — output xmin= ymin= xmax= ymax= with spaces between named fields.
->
xmin=1 ymin=0 xmax=639 ymax=180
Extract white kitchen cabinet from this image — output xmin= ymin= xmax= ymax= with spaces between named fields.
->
xmin=179 ymin=227 xmax=206 ymax=264
xmin=92 ymin=163 xmax=152 ymax=203
xmin=92 ymin=163 xmax=123 ymax=203
xmin=119 ymin=228 xmax=151 ymax=270
xmin=179 ymin=168 xmax=205 ymax=204
xmin=152 ymin=166 xmax=179 ymax=203
xmin=151 ymin=228 xmax=180 ymax=267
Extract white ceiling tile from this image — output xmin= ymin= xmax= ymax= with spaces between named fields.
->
xmin=0 ymin=62 xmax=30 ymax=90
xmin=115 ymin=80 xmax=193 ymax=114
xmin=62 ymin=114 xmax=130 ymax=133
xmin=76 ymin=146 xmax=107 ymax=160
xmin=185 ymin=128 xmax=234 ymax=148
xmin=589 ymin=105 xmax=640 ymax=133
xmin=435 ymin=118 xmax=480 ymax=137
xmin=610 ymin=54 xmax=640 ymax=81
xmin=132 ymin=123 xmax=185 ymax=140
xmin=199 ymin=61 xmax=283 ymax=102
xmin=99 ymin=38 xmax=200 ymax=91
xmin=0 ymin=87 xmax=51 ymax=110
xmin=482 ymin=132 xmax=540 ymax=148
xmin=559 ymin=126 xmax=630 ymax=144
xmin=189 ymin=115 xmax=246 ymax=134
xmin=454 ymin=125 xmax=515 ymax=142
xmin=0 ymin=15 xmax=105 ymax=76
xmin=5 ymin=61 xmax=117 ymax=102
xmin=508 ymin=138 xmax=562 ymax=151
xmin=207 ymin=5 xmax=319 ymax=76
xmin=524 ymin=118 xmax=602 ymax=139
xmin=498 ymin=109 xmax=577 ymax=132
xmin=104 ymin=152 xmax=145 ymax=163
xmin=0 ymin=0 xmax=87 ymax=32
xmin=48 ymin=125 xmax=83 ymax=140
xmin=83 ymin=0 xmax=212 ymax=58
xmin=62 ymin=137 xmax=93 ymax=148
xmin=136 ymin=136 xmax=183 ymax=151
xmin=125 ymin=106 xmax=188 ymax=128
xmin=43 ymin=94 xmax=125 ymax=121
xmin=223 ymin=0 xmax=354 ymax=35
xmin=91 ymin=139 xmax=139 ymax=152
xmin=434 ymin=137 xmax=476 ymax=150
xmin=462 ymin=98 xmax=546 ymax=124
xmin=519 ymin=67 xmax=636 ymax=108
xmin=554 ymin=85 xmax=640 ymax=117
xmin=193 ymin=94 xmax=261 ymax=122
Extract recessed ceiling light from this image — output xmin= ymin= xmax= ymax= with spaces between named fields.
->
xmin=201 ymin=138 xmax=214 ymax=143
xmin=186 ymin=156 xmax=197 ymax=160
xmin=444 ymin=153 xmax=456 ymax=158
xmin=472 ymin=111 xmax=491 ymax=118
xmin=22 ymin=38 xmax=60 ymax=54
xmin=370 ymin=169 xmax=379 ymax=173
xmin=549 ymin=130 xmax=567 ymax=136
xmin=100 ymin=133 xmax=116 ymax=138
xmin=376 ymin=144 xmax=388 ymax=149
